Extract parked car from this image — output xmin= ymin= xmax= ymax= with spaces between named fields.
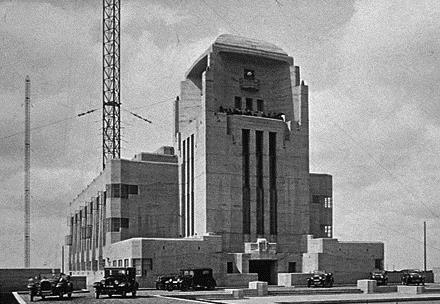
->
xmin=27 ymin=273 xmax=73 ymax=301
xmin=156 ymin=274 xmax=177 ymax=290
xmin=307 ymin=271 xmax=334 ymax=287
xmin=164 ymin=268 xmax=216 ymax=291
xmin=370 ymin=270 xmax=388 ymax=285
xmin=93 ymin=267 xmax=139 ymax=298
xmin=401 ymin=269 xmax=425 ymax=285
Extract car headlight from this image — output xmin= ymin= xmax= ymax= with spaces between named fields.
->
xmin=114 ymin=280 xmax=119 ymax=285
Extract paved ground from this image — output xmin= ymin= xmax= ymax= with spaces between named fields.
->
xmin=15 ymin=291 xmax=208 ymax=304
xmin=14 ymin=287 xmax=440 ymax=304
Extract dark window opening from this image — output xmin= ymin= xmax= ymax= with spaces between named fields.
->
xmin=312 ymin=195 xmax=321 ymax=204
xmin=288 ymin=262 xmax=296 ymax=273
xmin=257 ymin=99 xmax=264 ymax=112
xmin=375 ymin=259 xmax=384 ymax=270
xmin=234 ymin=96 xmax=242 ymax=109
xmin=246 ymin=98 xmax=253 ymax=111
xmin=269 ymin=132 xmax=277 ymax=235
xmin=244 ymin=69 xmax=255 ymax=80
xmin=256 ymin=130 xmax=264 ymax=235
xmin=242 ymin=129 xmax=251 ymax=234
xmin=227 ymin=262 xmax=234 ymax=273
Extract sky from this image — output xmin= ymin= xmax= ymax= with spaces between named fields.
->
xmin=1 ymin=0 xmax=440 ymax=270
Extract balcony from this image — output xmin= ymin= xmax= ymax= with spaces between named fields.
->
xmin=245 ymin=238 xmax=277 ymax=256
xmin=239 ymin=78 xmax=260 ymax=91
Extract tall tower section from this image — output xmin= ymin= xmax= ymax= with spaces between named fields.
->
xmin=102 ymin=0 xmax=121 ymax=168
xmin=24 ymin=75 xmax=31 ymax=268
xmin=176 ymin=35 xmax=311 ymax=254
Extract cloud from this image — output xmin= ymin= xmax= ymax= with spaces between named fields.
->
xmin=310 ymin=0 xmax=440 ymax=268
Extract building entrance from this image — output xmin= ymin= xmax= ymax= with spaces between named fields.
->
xmin=249 ymin=259 xmax=277 ymax=284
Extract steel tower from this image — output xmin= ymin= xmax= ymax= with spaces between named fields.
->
xmin=24 ymin=75 xmax=31 ymax=268
xmin=102 ymin=0 xmax=121 ymax=168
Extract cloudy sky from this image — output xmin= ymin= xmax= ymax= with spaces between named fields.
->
xmin=1 ymin=0 xmax=440 ymax=270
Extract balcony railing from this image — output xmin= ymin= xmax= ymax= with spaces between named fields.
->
xmin=239 ymin=78 xmax=260 ymax=91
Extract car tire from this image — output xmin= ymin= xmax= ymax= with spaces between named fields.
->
xmin=68 ymin=292 xmax=72 ymax=299
xmin=132 ymin=290 xmax=136 ymax=298
xmin=95 ymin=291 xmax=100 ymax=299
xmin=108 ymin=293 xmax=112 ymax=298
xmin=30 ymin=294 xmax=34 ymax=302
xmin=41 ymin=295 xmax=45 ymax=300
xmin=59 ymin=293 xmax=63 ymax=299
xmin=122 ymin=291 xmax=127 ymax=297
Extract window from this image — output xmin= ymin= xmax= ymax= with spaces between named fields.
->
xmin=132 ymin=258 xmax=142 ymax=276
xmin=245 ymin=98 xmax=253 ymax=111
xmin=227 ymin=262 xmax=233 ymax=273
xmin=257 ymin=99 xmax=264 ymax=112
xmin=324 ymin=197 xmax=332 ymax=208
xmin=112 ymin=260 xmax=117 ymax=267
xmin=288 ymin=262 xmax=296 ymax=273
xmin=324 ymin=225 xmax=332 ymax=237
xmin=244 ymin=69 xmax=255 ymax=80
xmin=124 ymin=259 xmax=129 ymax=267
xmin=234 ymin=96 xmax=242 ymax=109
xmin=118 ymin=259 xmax=123 ymax=267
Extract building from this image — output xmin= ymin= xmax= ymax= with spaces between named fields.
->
xmin=66 ymin=34 xmax=383 ymax=287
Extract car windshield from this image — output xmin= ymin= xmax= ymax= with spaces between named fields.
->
xmin=313 ymin=271 xmax=325 ymax=275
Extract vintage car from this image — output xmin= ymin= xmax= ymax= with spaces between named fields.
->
xmin=401 ymin=269 xmax=425 ymax=285
xmin=307 ymin=271 xmax=334 ymax=287
xmin=370 ymin=270 xmax=388 ymax=285
xmin=93 ymin=267 xmax=139 ymax=298
xmin=155 ymin=274 xmax=177 ymax=290
xmin=27 ymin=273 xmax=73 ymax=301
xmin=164 ymin=268 xmax=216 ymax=291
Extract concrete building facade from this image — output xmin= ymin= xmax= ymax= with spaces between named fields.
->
xmin=66 ymin=34 xmax=384 ymax=287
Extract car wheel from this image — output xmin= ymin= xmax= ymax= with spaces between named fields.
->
xmin=68 ymin=292 xmax=72 ymax=299
xmin=166 ymin=284 xmax=173 ymax=292
xmin=30 ymin=294 xmax=34 ymax=302
xmin=132 ymin=290 xmax=136 ymax=298
xmin=108 ymin=293 xmax=112 ymax=298
xmin=122 ymin=291 xmax=127 ymax=297
xmin=95 ymin=291 xmax=100 ymax=299
xmin=41 ymin=295 xmax=45 ymax=300
xmin=59 ymin=293 xmax=63 ymax=298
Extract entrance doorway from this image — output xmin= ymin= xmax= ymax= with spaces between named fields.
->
xmin=249 ymin=260 xmax=277 ymax=284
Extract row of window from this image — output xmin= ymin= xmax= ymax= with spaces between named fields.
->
xmin=234 ymin=96 xmax=264 ymax=112
xmin=323 ymin=225 xmax=332 ymax=238
xmin=106 ymin=217 xmax=129 ymax=232
xmin=107 ymin=183 xmax=139 ymax=199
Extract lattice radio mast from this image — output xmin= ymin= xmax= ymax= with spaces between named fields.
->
xmin=24 ymin=75 xmax=31 ymax=268
xmin=102 ymin=0 xmax=121 ymax=168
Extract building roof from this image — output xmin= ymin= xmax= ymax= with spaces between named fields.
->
xmin=213 ymin=34 xmax=288 ymax=56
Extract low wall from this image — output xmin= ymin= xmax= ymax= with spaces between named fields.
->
xmin=0 ymin=268 xmax=60 ymax=292
xmin=278 ymin=273 xmax=311 ymax=286
xmin=220 ymin=273 xmax=259 ymax=287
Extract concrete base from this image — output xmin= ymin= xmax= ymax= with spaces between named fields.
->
xmin=397 ymin=285 xmax=425 ymax=294
xmin=249 ymin=281 xmax=268 ymax=296
xmin=357 ymin=279 xmax=377 ymax=294
xmin=224 ymin=289 xmax=244 ymax=299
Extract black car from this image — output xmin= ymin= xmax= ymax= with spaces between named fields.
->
xmin=27 ymin=273 xmax=73 ymax=301
xmin=93 ymin=267 xmax=139 ymax=298
xmin=164 ymin=268 xmax=216 ymax=291
xmin=307 ymin=271 xmax=334 ymax=287
xmin=401 ymin=270 xmax=425 ymax=285
xmin=370 ymin=271 xmax=388 ymax=285
xmin=156 ymin=274 xmax=177 ymax=290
